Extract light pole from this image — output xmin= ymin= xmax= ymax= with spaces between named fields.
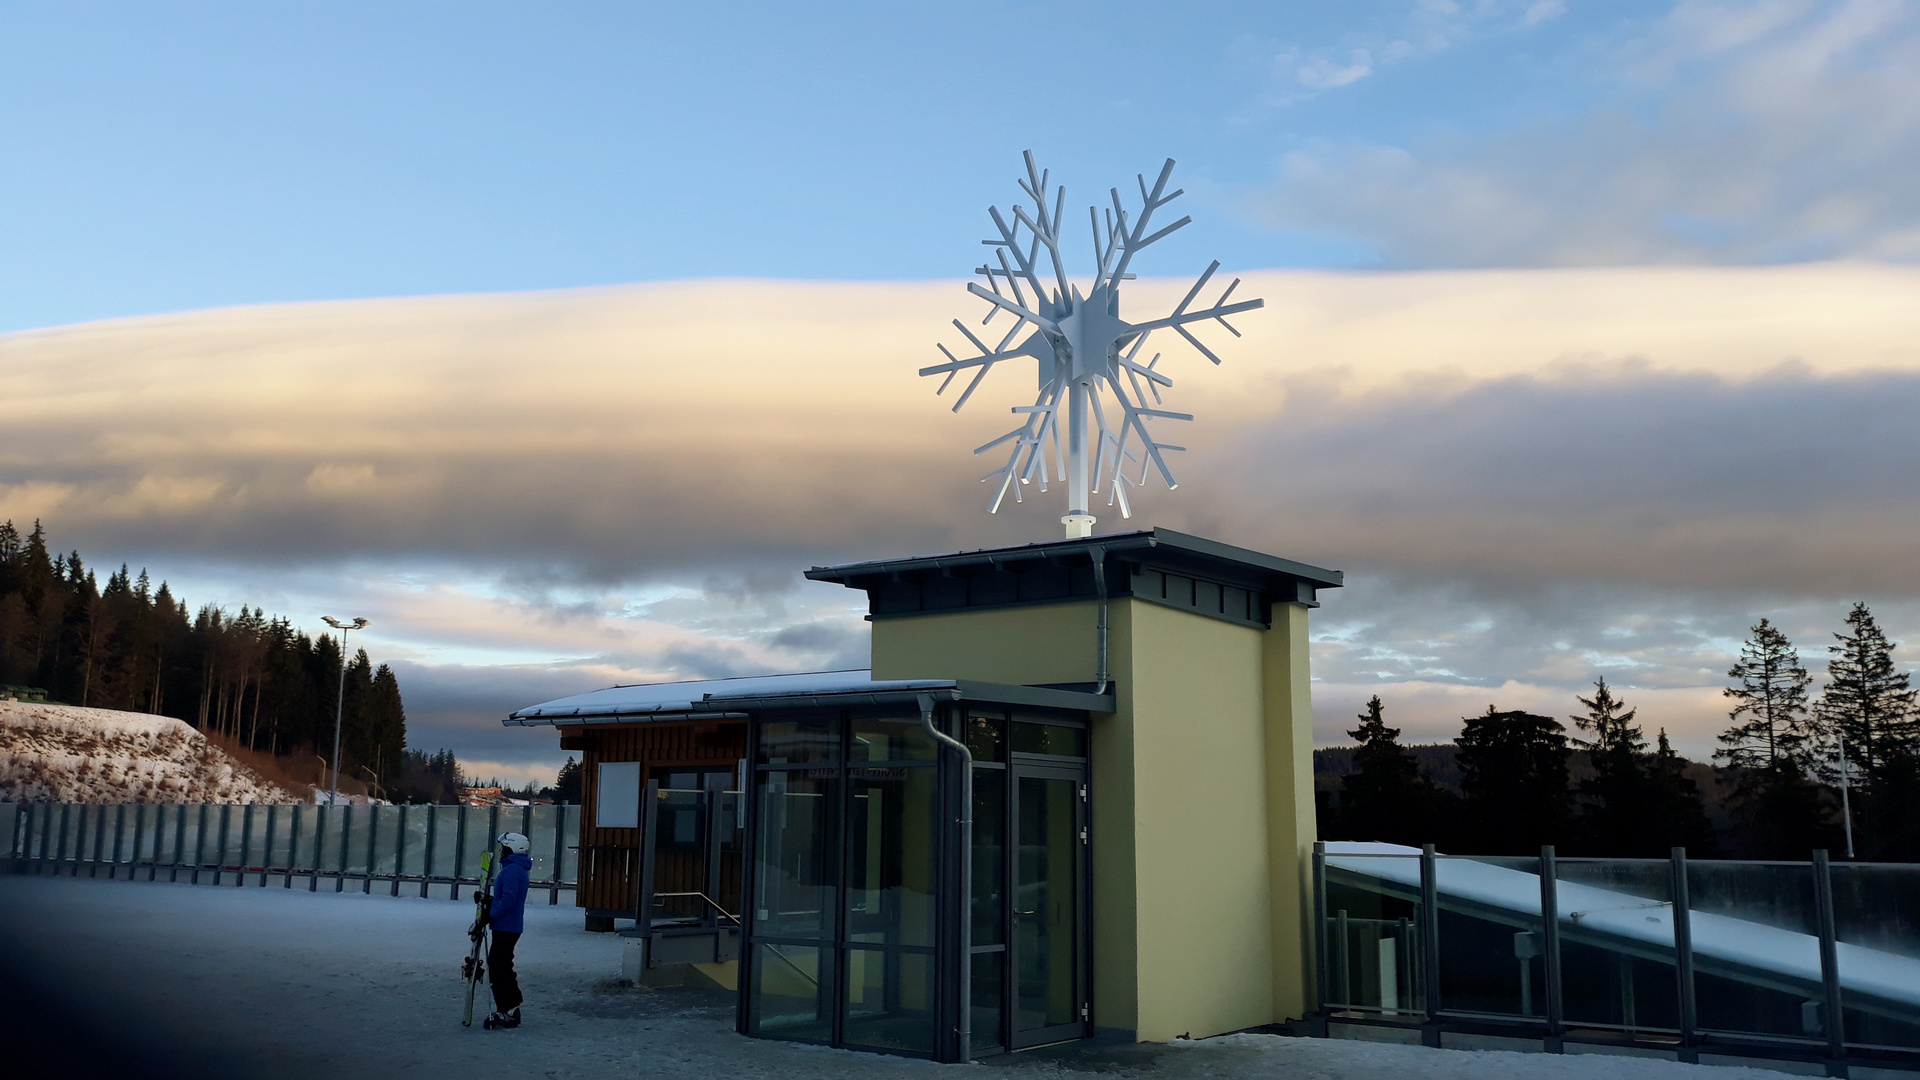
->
xmin=321 ymin=615 xmax=369 ymax=807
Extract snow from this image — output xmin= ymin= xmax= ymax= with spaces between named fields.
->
xmin=0 ymin=874 xmax=1830 ymax=1080
xmin=0 ymin=700 xmax=296 ymax=804
xmin=1324 ymin=842 xmax=1920 ymax=1013
xmin=509 ymin=669 xmax=957 ymax=723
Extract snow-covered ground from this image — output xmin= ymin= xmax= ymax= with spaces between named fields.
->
xmin=0 ymin=700 xmax=295 ymax=803
xmin=0 ymin=875 xmax=1853 ymax=1080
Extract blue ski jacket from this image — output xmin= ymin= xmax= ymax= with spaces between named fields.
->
xmin=489 ymin=852 xmax=533 ymax=934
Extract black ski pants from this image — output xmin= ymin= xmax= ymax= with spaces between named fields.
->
xmin=488 ymin=931 xmax=523 ymax=1013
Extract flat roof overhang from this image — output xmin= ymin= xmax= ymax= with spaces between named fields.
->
xmin=505 ymin=669 xmax=1112 ymax=727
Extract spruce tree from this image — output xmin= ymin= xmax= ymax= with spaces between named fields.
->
xmin=1717 ymin=619 xmax=1830 ymax=857
xmin=1571 ymin=677 xmax=1654 ymax=856
xmin=1335 ymin=695 xmax=1439 ymax=845
xmin=1817 ymin=602 xmax=1918 ymax=787
xmin=1648 ymin=729 xmax=1715 ymax=855
xmin=1455 ymin=706 xmax=1570 ymax=855
xmin=1719 ymin=619 xmax=1815 ymax=770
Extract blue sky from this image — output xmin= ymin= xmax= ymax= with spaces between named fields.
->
xmin=2 ymin=0 xmax=1706 ymax=331
xmin=6 ymin=1 xmax=1920 ymax=783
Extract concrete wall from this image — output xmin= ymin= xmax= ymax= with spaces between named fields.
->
xmin=866 ymin=593 xmax=1318 ymax=1043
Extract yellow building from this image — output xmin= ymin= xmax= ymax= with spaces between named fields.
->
xmin=507 ymin=527 xmax=1340 ymax=1061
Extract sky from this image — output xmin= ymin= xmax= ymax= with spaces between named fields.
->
xmin=4 ymin=0 xmax=1920 ymax=785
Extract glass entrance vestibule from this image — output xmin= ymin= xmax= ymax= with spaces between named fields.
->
xmin=740 ymin=702 xmax=1091 ymax=1061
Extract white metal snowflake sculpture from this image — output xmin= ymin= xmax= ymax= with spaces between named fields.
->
xmin=922 ymin=152 xmax=1264 ymax=539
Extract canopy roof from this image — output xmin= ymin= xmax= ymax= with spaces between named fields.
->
xmin=505 ymin=669 xmax=1112 ymax=726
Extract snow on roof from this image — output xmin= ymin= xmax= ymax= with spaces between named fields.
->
xmin=507 ymin=669 xmax=959 ymax=724
xmin=1325 ymin=841 xmax=1920 ymax=1014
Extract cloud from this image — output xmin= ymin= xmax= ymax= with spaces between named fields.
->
xmin=1251 ymin=0 xmax=1920 ymax=266
xmin=1256 ymin=0 xmax=1562 ymax=106
xmin=7 ymin=265 xmax=1920 ymax=760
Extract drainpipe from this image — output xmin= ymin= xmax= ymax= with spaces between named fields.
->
xmin=1090 ymin=545 xmax=1109 ymax=695
xmin=918 ymin=692 xmax=973 ymax=1061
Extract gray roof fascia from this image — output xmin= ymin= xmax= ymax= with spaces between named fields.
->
xmin=805 ymin=528 xmax=1342 ymax=592
xmin=505 ymin=709 xmax=750 ymax=728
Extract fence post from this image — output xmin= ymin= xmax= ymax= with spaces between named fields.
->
xmin=190 ymin=804 xmax=209 ymax=885
xmin=1813 ymin=850 xmax=1848 ymax=1077
xmin=312 ymin=803 xmax=327 ymax=892
xmin=362 ymin=804 xmax=376 ymax=895
xmin=172 ymin=804 xmax=189 ymax=883
xmin=111 ymin=805 xmax=127 ymax=880
xmin=637 ymin=781 xmax=660 ymax=931
xmin=549 ymin=805 xmax=566 ymax=905
xmin=289 ymin=803 xmax=304 ymax=890
xmin=391 ymin=805 xmax=405 ymax=897
xmin=238 ymin=805 xmax=254 ymax=887
xmin=1420 ymin=844 xmax=1442 ymax=1046
xmin=213 ymin=803 xmax=233 ymax=887
xmin=131 ymin=804 xmax=146 ymax=881
xmin=22 ymin=804 xmax=37 ymax=872
xmin=422 ymin=805 xmax=438 ymax=900
xmin=1539 ymin=846 xmax=1563 ymax=1050
xmin=1669 ymin=848 xmax=1697 ymax=1061
xmin=337 ymin=803 xmax=352 ymax=893
xmin=88 ymin=804 xmax=106 ymax=878
xmin=453 ymin=803 xmax=468 ymax=901
xmin=1312 ymin=842 xmax=1329 ymax=1022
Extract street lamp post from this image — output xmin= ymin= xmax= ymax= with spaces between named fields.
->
xmin=321 ymin=616 xmax=370 ymax=807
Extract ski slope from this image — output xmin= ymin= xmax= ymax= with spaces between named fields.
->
xmin=0 ymin=701 xmax=295 ymax=804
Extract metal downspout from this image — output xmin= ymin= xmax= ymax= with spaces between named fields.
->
xmin=919 ymin=692 xmax=974 ymax=1061
xmin=1090 ymin=545 xmax=1109 ymax=695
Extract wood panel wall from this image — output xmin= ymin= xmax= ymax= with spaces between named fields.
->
xmin=571 ymin=719 xmax=747 ymax=914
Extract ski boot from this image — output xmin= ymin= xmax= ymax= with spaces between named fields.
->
xmin=482 ymin=1007 xmax=521 ymax=1030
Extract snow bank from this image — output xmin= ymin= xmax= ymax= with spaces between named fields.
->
xmin=0 ymin=701 xmax=296 ymax=804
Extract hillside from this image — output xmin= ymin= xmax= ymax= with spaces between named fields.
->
xmin=0 ymin=701 xmax=297 ymax=804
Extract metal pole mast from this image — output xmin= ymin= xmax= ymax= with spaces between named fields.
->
xmin=1064 ymin=380 xmax=1092 ymax=538
xmin=1837 ymin=729 xmax=1855 ymax=860
xmin=322 ymin=616 xmax=369 ymax=807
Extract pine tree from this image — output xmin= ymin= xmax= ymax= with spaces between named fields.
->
xmin=1817 ymin=602 xmax=1918 ymax=788
xmin=1647 ymin=729 xmax=1715 ymax=855
xmin=1456 ymin=706 xmax=1570 ymax=855
xmin=1334 ymin=695 xmax=1440 ymax=845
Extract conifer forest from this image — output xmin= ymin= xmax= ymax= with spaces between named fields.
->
xmin=1323 ymin=606 xmax=1920 ymax=862
xmin=0 ymin=520 xmax=411 ymax=795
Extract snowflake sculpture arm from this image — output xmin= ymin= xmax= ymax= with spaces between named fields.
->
xmin=920 ymin=152 xmax=1263 ymax=535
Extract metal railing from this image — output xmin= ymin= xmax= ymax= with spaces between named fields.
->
xmin=1 ymin=802 xmax=578 ymax=902
xmin=1314 ymin=843 xmax=1920 ymax=1074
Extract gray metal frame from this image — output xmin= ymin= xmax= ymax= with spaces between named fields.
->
xmin=0 ymin=802 xmax=577 ymax=902
xmin=1311 ymin=845 xmax=1920 ymax=1076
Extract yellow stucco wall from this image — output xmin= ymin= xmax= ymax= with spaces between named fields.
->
xmin=1125 ymin=599 xmax=1277 ymax=1040
xmin=865 ymin=591 xmax=1318 ymax=1042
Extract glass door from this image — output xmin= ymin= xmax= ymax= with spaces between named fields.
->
xmin=1009 ymin=764 xmax=1086 ymax=1048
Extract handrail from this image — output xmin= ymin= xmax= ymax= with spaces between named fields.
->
xmin=649 ymin=890 xmax=741 ymax=927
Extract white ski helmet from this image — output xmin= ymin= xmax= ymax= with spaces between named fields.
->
xmin=497 ymin=832 xmax=531 ymax=855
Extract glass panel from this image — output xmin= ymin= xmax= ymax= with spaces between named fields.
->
xmin=753 ymin=771 xmax=837 ymax=940
xmin=1437 ymin=855 xmax=1547 ymax=1018
xmin=846 ymin=767 xmax=937 ymax=948
xmin=1014 ymin=775 xmax=1079 ymax=1036
xmin=972 ymin=769 xmax=1007 ymax=947
xmin=843 ymin=948 xmax=935 ymax=1054
xmin=1831 ymin=861 xmax=1920 ymax=1049
xmin=1556 ymin=859 xmax=1679 ymax=1033
xmin=652 ymin=789 xmax=709 ymax=925
xmin=401 ymin=806 xmax=430 ymax=880
xmin=850 ymin=717 xmax=936 ymax=763
xmin=749 ymin=943 xmax=832 ymax=1042
xmin=370 ymin=807 xmax=400 ymax=877
xmin=972 ymin=951 xmax=1005 ymax=1053
xmin=1320 ymin=851 xmax=1425 ymax=1015
xmin=344 ymin=806 xmax=373 ymax=876
xmin=1685 ymin=861 xmax=1823 ymax=1042
xmin=965 ymin=712 xmax=1005 ymax=763
xmin=758 ymin=714 xmax=839 ymax=765
xmin=1012 ymin=723 xmax=1085 ymax=758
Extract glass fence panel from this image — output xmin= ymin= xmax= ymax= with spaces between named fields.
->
xmin=398 ymin=806 xmax=428 ymax=882
xmin=1437 ymin=855 xmax=1547 ymax=1019
xmin=1555 ymin=858 xmax=1679 ymax=1033
xmin=1686 ymin=860 xmax=1820 ymax=1042
xmin=1831 ymin=861 xmax=1920 ymax=1051
xmin=367 ymin=807 xmax=398 ymax=877
xmin=523 ymin=806 xmax=557 ymax=883
xmin=1322 ymin=852 xmax=1426 ymax=1016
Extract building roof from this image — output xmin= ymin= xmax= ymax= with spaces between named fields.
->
xmin=505 ymin=669 xmax=1113 ymax=726
xmin=804 ymin=527 xmax=1342 ymax=626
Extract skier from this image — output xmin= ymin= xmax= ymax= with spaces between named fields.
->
xmin=481 ymin=831 xmax=533 ymax=1030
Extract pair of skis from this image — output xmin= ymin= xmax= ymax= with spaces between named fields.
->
xmin=460 ymin=851 xmax=496 ymax=1027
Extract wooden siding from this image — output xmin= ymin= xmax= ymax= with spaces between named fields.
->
xmin=572 ymin=720 xmax=747 ymax=914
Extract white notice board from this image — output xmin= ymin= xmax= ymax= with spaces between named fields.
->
xmin=596 ymin=761 xmax=641 ymax=829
